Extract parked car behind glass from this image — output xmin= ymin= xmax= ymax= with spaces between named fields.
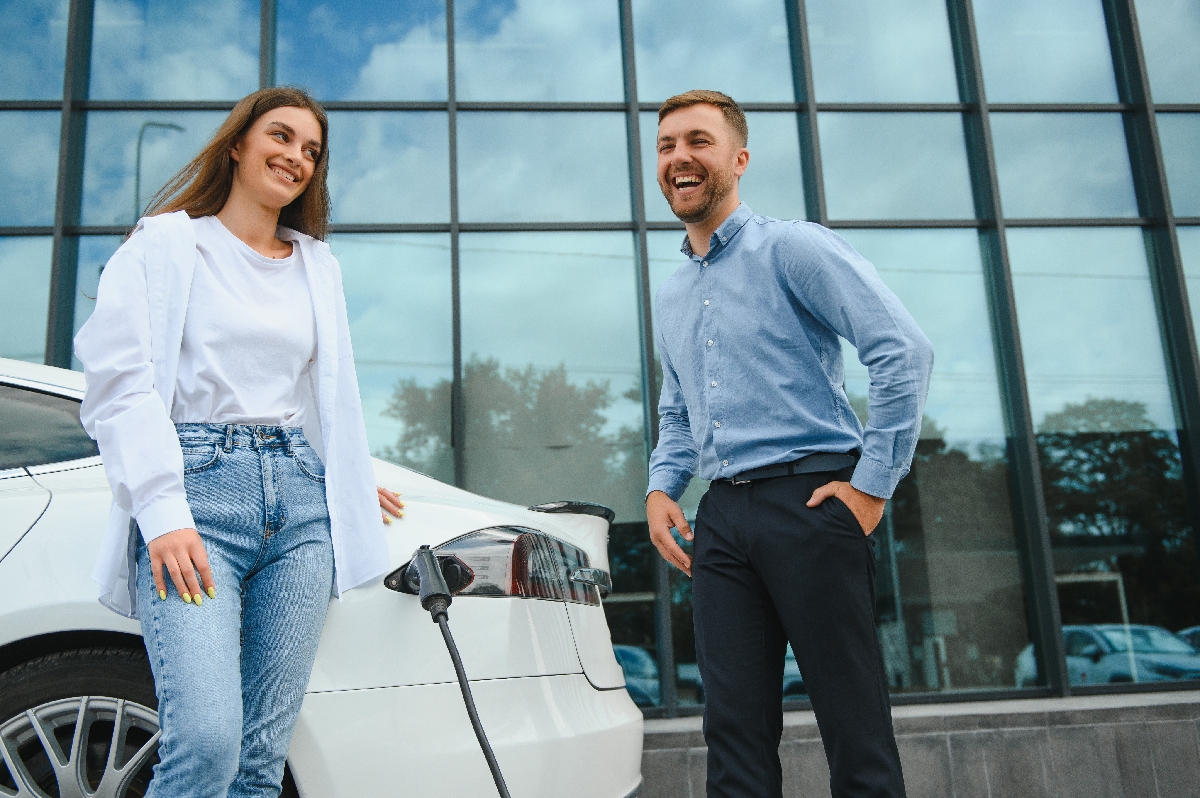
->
xmin=613 ymin=645 xmax=660 ymax=707
xmin=1015 ymin=624 xmax=1200 ymax=686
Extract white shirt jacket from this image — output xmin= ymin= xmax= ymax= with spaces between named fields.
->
xmin=75 ymin=211 xmax=389 ymax=618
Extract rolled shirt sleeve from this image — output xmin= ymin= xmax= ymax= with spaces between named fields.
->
xmin=788 ymin=226 xmax=934 ymax=499
xmin=75 ymin=237 xmax=195 ymax=542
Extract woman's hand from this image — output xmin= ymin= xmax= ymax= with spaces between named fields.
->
xmin=378 ymin=486 xmax=405 ymax=525
xmin=147 ymin=528 xmax=215 ymax=604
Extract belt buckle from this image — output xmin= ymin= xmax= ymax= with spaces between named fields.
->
xmin=731 ymin=473 xmax=750 ymax=486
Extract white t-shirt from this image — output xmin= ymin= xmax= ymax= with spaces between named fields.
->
xmin=171 ymin=216 xmax=316 ymax=426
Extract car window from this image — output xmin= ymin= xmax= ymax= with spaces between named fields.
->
xmin=1100 ymin=626 xmax=1196 ymax=654
xmin=0 ymin=384 xmax=99 ymax=469
xmin=1064 ymin=631 xmax=1100 ymax=656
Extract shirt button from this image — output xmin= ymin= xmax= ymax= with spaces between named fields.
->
xmin=722 ymin=460 xmax=729 ymax=466
xmin=707 ymin=340 xmax=714 ymax=346
xmin=703 ymin=300 xmax=710 ymax=306
xmin=711 ymin=381 xmax=717 ymax=387
xmin=714 ymin=421 xmax=721 ymax=428
xmin=702 ymin=261 xmax=708 ymax=267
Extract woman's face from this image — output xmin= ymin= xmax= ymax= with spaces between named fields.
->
xmin=229 ymin=105 xmax=323 ymax=210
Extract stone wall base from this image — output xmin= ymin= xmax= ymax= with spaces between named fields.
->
xmin=641 ymin=691 xmax=1200 ymax=798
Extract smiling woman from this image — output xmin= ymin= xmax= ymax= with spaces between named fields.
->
xmin=72 ymin=86 xmax=402 ymax=798
xmin=144 ymin=89 xmax=331 ymax=240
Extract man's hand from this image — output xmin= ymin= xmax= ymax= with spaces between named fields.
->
xmin=647 ymin=490 xmax=693 ymax=576
xmin=147 ymin=527 xmax=215 ymax=604
xmin=806 ymin=481 xmax=886 ymax=535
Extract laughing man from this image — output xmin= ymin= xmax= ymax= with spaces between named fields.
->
xmin=645 ymin=89 xmax=932 ymax=798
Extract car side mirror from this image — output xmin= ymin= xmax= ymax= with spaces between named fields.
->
xmin=1081 ymin=643 xmax=1103 ymax=662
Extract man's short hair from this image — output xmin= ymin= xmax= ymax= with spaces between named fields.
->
xmin=658 ymin=90 xmax=748 ymax=148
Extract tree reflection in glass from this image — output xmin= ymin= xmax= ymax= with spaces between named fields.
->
xmin=840 ymin=229 xmax=1031 ymax=693
xmin=1010 ymin=227 xmax=1200 ymax=684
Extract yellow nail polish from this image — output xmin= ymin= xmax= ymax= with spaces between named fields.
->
xmin=193 ymin=592 xmax=202 ymax=606
xmin=383 ymin=514 xmax=393 ymax=525
xmin=182 ymin=593 xmax=192 ymax=604
xmin=398 ymin=511 xmax=405 ymax=518
xmin=207 ymin=587 xmax=217 ymax=599
xmin=159 ymin=589 xmax=167 ymax=601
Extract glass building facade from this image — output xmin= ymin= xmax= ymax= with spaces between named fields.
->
xmin=3 ymin=0 xmax=1200 ymax=715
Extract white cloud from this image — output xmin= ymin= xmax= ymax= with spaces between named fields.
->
xmin=90 ymin=0 xmax=258 ymax=100
xmin=327 ymin=112 xmax=450 ymax=223
xmin=347 ymin=28 xmax=448 ymax=101
xmin=454 ymin=0 xmax=624 ymax=101
xmin=632 ymin=0 xmax=795 ymax=103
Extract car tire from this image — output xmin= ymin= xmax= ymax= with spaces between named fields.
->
xmin=0 ymin=647 xmax=303 ymax=798
xmin=0 ymin=647 xmax=160 ymax=796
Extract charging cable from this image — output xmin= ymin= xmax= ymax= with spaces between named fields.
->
xmin=412 ymin=545 xmax=513 ymax=798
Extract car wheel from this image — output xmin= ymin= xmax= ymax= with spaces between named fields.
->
xmin=0 ymin=647 xmax=160 ymax=797
xmin=0 ymin=647 xmax=303 ymax=798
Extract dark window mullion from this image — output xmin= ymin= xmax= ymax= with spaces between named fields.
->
xmin=785 ymin=0 xmax=827 ymax=226
xmin=944 ymin=0 xmax=1070 ymax=697
xmin=1102 ymin=0 xmax=1200 ymax=536
xmin=46 ymin=0 xmax=96 ymax=369
xmin=260 ymin=0 xmax=276 ymax=89
xmin=446 ymin=0 xmax=464 ymax=488
xmin=618 ymin=0 xmax=678 ymax=719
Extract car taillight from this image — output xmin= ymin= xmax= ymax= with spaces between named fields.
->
xmin=385 ymin=527 xmax=608 ymax=606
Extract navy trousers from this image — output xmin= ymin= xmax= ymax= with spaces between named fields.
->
xmin=692 ymin=468 xmax=906 ymax=798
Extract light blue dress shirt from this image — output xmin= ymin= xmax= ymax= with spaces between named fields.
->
xmin=647 ymin=203 xmax=933 ymax=501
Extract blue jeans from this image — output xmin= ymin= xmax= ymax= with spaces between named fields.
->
xmin=137 ymin=424 xmax=335 ymax=798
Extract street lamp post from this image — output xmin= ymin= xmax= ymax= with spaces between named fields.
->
xmin=133 ymin=121 xmax=184 ymax=223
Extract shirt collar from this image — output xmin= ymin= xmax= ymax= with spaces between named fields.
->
xmin=680 ymin=202 xmax=754 ymax=259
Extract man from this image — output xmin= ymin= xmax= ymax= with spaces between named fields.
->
xmin=646 ymin=89 xmax=932 ymax=798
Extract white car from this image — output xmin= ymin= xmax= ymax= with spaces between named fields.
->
xmin=0 ymin=358 xmax=643 ymax=798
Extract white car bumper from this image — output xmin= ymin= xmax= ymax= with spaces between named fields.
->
xmin=289 ymin=673 xmax=643 ymax=797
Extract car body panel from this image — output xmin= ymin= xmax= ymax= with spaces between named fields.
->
xmin=566 ymin=603 xmax=625 ymax=689
xmin=309 ymin=587 xmax=581 ymax=691
xmin=0 ymin=472 xmax=51 ymax=562
xmin=0 ymin=360 xmax=86 ymax=398
xmin=0 ymin=462 xmax=143 ymax=647
xmin=288 ymin=674 xmax=643 ymax=798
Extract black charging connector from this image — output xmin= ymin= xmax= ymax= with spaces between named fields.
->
xmin=408 ymin=545 xmax=512 ymax=798
xmin=413 ymin=545 xmax=452 ymax=621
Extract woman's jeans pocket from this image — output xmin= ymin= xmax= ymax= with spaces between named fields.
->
xmin=291 ymin=444 xmax=326 ymax=483
xmin=181 ymin=442 xmax=221 ymax=474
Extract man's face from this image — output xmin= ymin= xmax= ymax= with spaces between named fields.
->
xmin=656 ymin=104 xmax=748 ymax=224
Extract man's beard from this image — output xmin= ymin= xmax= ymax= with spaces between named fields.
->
xmin=661 ymin=167 xmax=737 ymax=224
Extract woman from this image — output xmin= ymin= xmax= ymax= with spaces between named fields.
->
xmin=75 ymin=87 xmax=404 ymax=797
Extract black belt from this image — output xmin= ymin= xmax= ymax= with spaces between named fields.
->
xmin=723 ymin=451 xmax=859 ymax=486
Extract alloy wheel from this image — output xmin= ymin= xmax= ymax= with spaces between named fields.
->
xmin=0 ymin=696 xmax=159 ymax=798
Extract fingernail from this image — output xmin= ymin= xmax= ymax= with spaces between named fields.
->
xmin=397 ymin=511 xmax=405 ymax=518
xmin=182 ymin=593 xmax=192 ymax=604
xmin=383 ymin=515 xmax=393 ymax=525
xmin=193 ymin=592 xmax=203 ymax=606
xmin=207 ymin=587 xmax=217 ymax=599
xmin=159 ymin=589 xmax=167 ymax=601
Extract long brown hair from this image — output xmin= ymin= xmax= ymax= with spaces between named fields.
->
xmin=144 ymin=87 xmax=332 ymax=240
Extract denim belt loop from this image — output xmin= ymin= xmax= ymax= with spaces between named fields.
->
xmin=284 ymin=430 xmax=296 ymax=456
xmin=224 ymin=424 xmax=234 ymax=453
